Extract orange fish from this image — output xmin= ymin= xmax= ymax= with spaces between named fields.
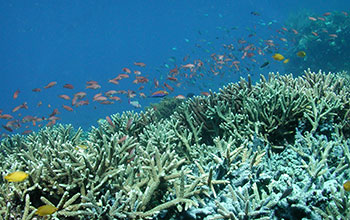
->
xmin=139 ymin=92 xmax=146 ymax=98
xmin=74 ymin=92 xmax=87 ymax=99
xmin=62 ymin=105 xmax=73 ymax=111
xmin=163 ymin=83 xmax=174 ymax=92
xmin=106 ymin=116 xmax=115 ymax=128
xmin=12 ymin=105 xmax=22 ymax=113
xmin=116 ymin=74 xmax=129 ymax=79
xmin=13 ymin=90 xmax=20 ymax=99
xmin=86 ymin=80 xmax=98 ymax=85
xmin=323 ymin=12 xmax=331 ymax=16
xmin=133 ymin=76 xmax=149 ymax=84
xmin=150 ymin=90 xmax=168 ymax=98
xmin=280 ymin=38 xmax=287 ymax=42
xmin=182 ymin=63 xmax=195 ymax=69
xmin=49 ymin=109 xmax=59 ymax=117
xmin=105 ymin=90 xmax=117 ymax=96
xmin=63 ymin=84 xmax=74 ymax=89
xmin=122 ymin=67 xmax=131 ymax=74
xmin=32 ymin=88 xmax=41 ymax=92
xmin=134 ymin=62 xmax=146 ymax=67
xmin=44 ymin=81 xmax=57 ymax=89
xmin=109 ymin=96 xmax=121 ymax=101
xmin=58 ymin=94 xmax=70 ymax=100
xmin=108 ymin=78 xmax=119 ymax=85
xmin=232 ymin=61 xmax=240 ymax=71
xmin=93 ymin=96 xmax=107 ymax=102
xmin=175 ymin=95 xmax=186 ymax=99
xmin=308 ymin=16 xmax=317 ymax=21
xmin=118 ymin=135 xmax=127 ymax=144
xmin=22 ymin=130 xmax=32 ymax=135
xmin=126 ymin=118 xmax=133 ymax=130
xmin=86 ymin=84 xmax=101 ymax=89
xmin=167 ymin=77 xmax=178 ymax=82
xmin=0 ymin=114 xmax=13 ymax=120
xmin=291 ymin=29 xmax=298 ymax=34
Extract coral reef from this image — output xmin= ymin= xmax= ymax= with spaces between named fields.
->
xmin=1 ymin=69 xmax=350 ymax=219
xmin=283 ymin=11 xmax=350 ymax=75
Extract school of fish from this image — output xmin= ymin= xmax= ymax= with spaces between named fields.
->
xmin=0 ymin=11 xmax=347 ymax=138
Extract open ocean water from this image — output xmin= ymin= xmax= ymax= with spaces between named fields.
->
xmin=0 ymin=0 xmax=348 ymax=136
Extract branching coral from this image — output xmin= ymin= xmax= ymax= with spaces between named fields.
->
xmin=1 ymin=70 xmax=350 ymax=219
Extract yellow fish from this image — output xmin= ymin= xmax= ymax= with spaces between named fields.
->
xmin=297 ymin=51 xmax=306 ymax=57
xmin=75 ymin=144 xmax=88 ymax=150
xmin=4 ymin=171 xmax=29 ymax=182
xmin=343 ymin=180 xmax=350 ymax=192
xmin=35 ymin=204 xmax=58 ymax=216
xmin=272 ymin=53 xmax=285 ymax=61
xmin=283 ymin=58 xmax=290 ymax=64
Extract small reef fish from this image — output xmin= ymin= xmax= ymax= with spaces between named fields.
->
xmin=13 ymin=90 xmax=20 ymax=99
xmin=126 ymin=118 xmax=133 ymax=130
xmin=167 ymin=77 xmax=178 ymax=82
xmin=118 ymin=135 xmax=127 ymax=144
xmin=308 ymin=16 xmax=317 ymax=21
xmin=122 ymin=67 xmax=131 ymax=74
xmin=58 ymin=94 xmax=70 ymax=100
xmin=62 ymin=105 xmax=73 ymax=112
xmin=4 ymin=171 xmax=29 ymax=182
xmin=2 ymin=125 xmax=13 ymax=132
xmin=272 ymin=53 xmax=285 ymax=61
xmin=86 ymin=80 xmax=98 ymax=85
xmin=297 ymin=51 xmax=306 ymax=57
xmin=175 ymin=95 xmax=186 ymax=99
xmin=86 ymin=84 xmax=101 ymax=89
xmin=44 ymin=81 xmax=57 ymax=89
xmin=75 ymin=144 xmax=88 ymax=150
xmin=150 ymin=90 xmax=169 ymax=98
xmin=0 ymin=114 xmax=14 ymax=120
xmin=129 ymin=100 xmax=141 ymax=108
xmin=343 ymin=180 xmax=350 ymax=191
xmin=283 ymin=58 xmax=290 ymax=64
xmin=250 ymin=11 xmax=260 ymax=16
xmin=35 ymin=204 xmax=58 ymax=216
xmin=63 ymin=84 xmax=74 ymax=89
xmin=32 ymin=88 xmax=41 ymax=92
xmin=164 ymin=82 xmax=174 ymax=92
xmin=106 ymin=116 xmax=115 ymax=128
xmin=291 ymin=29 xmax=298 ymax=34
xmin=201 ymin=92 xmax=210 ymax=96
xmin=260 ymin=61 xmax=270 ymax=68
xmin=134 ymin=62 xmax=146 ymax=67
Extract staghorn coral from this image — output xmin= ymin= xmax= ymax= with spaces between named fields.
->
xmin=1 ymin=70 xmax=350 ymax=219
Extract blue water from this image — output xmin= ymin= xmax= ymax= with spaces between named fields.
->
xmin=0 ymin=0 xmax=348 ymax=135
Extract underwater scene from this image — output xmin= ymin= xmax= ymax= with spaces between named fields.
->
xmin=1 ymin=0 xmax=350 ymax=219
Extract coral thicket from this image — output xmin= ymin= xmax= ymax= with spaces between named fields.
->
xmin=1 ymin=69 xmax=350 ymax=219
